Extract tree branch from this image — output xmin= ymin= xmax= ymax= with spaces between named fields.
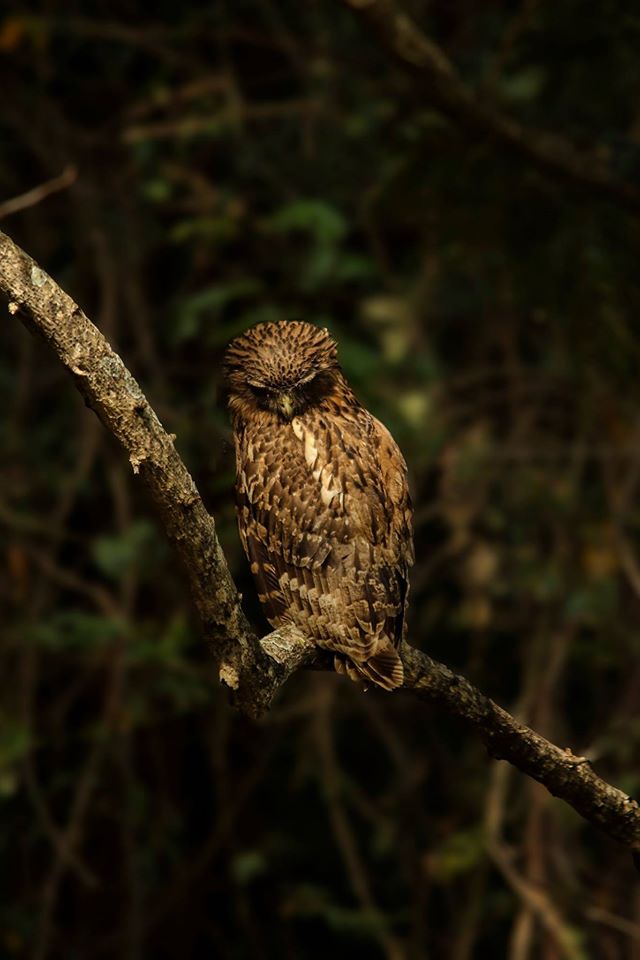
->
xmin=0 ymin=164 xmax=78 ymax=220
xmin=401 ymin=645 xmax=640 ymax=850
xmin=2 ymin=226 xmax=639 ymax=853
xmin=340 ymin=0 xmax=640 ymax=213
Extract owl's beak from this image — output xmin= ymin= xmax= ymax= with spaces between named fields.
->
xmin=278 ymin=393 xmax=295 ymax=419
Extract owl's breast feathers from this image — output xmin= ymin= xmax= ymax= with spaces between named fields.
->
xmin=234 ymin=398 xmax=413 ymax=690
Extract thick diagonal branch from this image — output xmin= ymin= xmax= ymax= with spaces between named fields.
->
xmin=0 ymin=227 xmax=311 ymax=718
xmin=340 ymin=0 xmax=640 ymax=212
xmin=2 ymin=226 xmax=639 ymax=851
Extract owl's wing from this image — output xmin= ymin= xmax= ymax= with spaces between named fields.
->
xmin=352 ymin=414 xmax=413 ymax=687
xmin=236 ymin=409 xmax=413 ymax=689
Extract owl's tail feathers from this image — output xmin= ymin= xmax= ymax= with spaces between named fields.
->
xmin=360 ymin=647 xmax=405 ymax=690
xmin=334 ymin=645 xmax=404 ymax=691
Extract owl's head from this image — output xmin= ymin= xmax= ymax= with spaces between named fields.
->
xmin=223 ymin=320 xmax=342 ymax=420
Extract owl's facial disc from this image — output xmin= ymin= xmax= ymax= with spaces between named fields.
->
xmin=246 ymin=382 xmax=304 ymax=420
xmin=246 ymin=370 xmax=333 ymax=420
xmin=223 ymin=321 xmax=343 ymax=422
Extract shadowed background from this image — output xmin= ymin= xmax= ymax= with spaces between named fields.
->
xmin=1 ymin=2 xmax=640 ymax=957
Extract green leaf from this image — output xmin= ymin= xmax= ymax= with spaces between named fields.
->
xmin=173 ymin=279 xmax=262 ymax=344
xmin=500 ymin=67 xmax=546 ymax=103
xmin=92 ymin=520 xmax=158 ymax=581
xmin=264 ymin=200 xmax=347 ymax=244
xmin=0 ymin=720 xmax=31 ymax=796
xmin=428 ymin=829 xmax=486 ymax=881
xmin=231 ymin=850 xmax=268 ymax=885
xmin=27 ymin=611 xmax=122 ymax=652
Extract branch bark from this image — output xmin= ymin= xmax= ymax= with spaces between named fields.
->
xmin=2 ymin=226 xmax=639 ymax=853
xmin=340 ymin=0 xmax=640 ymax=213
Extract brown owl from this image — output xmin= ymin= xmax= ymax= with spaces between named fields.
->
xmin=223 ymin=320 xmax=414 ymax=690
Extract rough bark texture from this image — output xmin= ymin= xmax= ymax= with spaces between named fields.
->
xmin=2 ymin=225 xmax=639 ymax=852
xmin=0 ymin=226 xmax=311 ymax=718
xmin=340 ymin=0 xmax=640 ymax=212
xmin=401 ymin=645 xmax=640 ymax=848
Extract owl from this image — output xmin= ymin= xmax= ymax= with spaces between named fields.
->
xmin=223 ymin=320 xmax=414 ymax=690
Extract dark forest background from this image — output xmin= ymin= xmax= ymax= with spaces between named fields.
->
xmin=2 ymin=2 xmax=640 ymax=958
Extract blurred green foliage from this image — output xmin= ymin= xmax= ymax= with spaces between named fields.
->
xmin=1 ymin=1 xmax=640 ymax=958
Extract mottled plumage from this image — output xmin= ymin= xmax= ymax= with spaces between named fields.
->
xmin=223 ymin=320 xmax=414 ymax=690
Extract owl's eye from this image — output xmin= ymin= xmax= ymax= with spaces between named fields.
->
xmin=248 ymin=383 xmax=271 ymax=401
xmin=298 ymin=369 xmax=333 ymax=402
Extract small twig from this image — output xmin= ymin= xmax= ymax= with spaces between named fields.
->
xmin=29 ymin=546 xmax=123 ymax=619
xmin=585 ymin=906 xmax=640 ymax=941
xmin=21 ymin=759 xmax=99 ymax=891
xmin=489 ymin=842 xmax=584 ymax=960
xmin=339 ymin=0 xmax=640 ymax=213
xmin=313 ymin=683 xmax=404 ymax=960
xmin=121 ymin=99 xmax=324 ymax=143
xmin=33 ymin=643 xmax=129 ymax=960
xmin=0 ymin=165 xmax=78 ymax=219
xmin=481 ymin=0 xmax=541 ymax=95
